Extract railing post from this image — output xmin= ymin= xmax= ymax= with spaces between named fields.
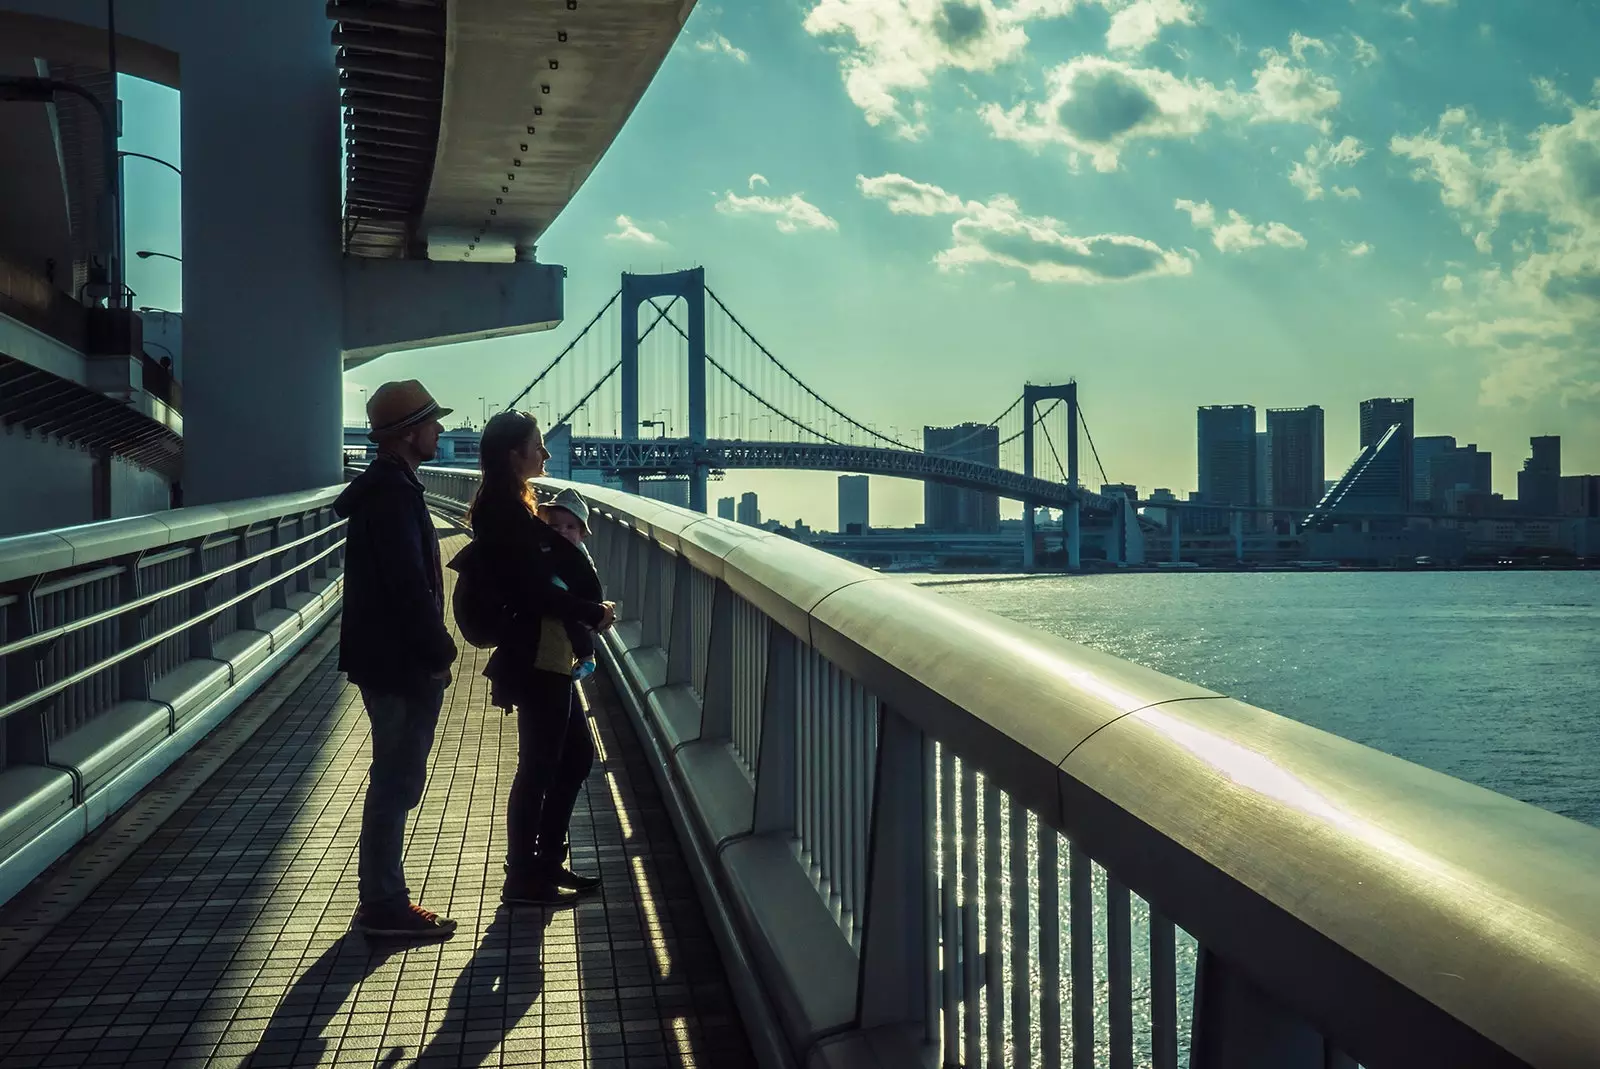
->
xmin=665 ymin=555 xmax=695 ymax=688
xmin=115 ymin=551 xmax=153 ymax=708
xmin=269 ymin=518 xmax=291 ymax=612
xmin=856 ymin=705 xmax=933 ymax=1038
xmin=233 ymin=525 xmax=258 ymax=634
xmin=640 ymin=542 xmax=665 ymax=647
xmin=185 ymin=536 xmax=216 ymax=661
xmin=751 ymin=623 xmax=797 ymax=835
xmin=698 ymin=581 xmax=735 ymax=738
xmin=2 ymin=580 xmax=50 ymax=768
xmin=625 ymin=528 xmax=650 ymax=623
xmin=1189 ymin=947 xmax=1330 ymax=1069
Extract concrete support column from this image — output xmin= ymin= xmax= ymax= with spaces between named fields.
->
xmin=177 ymin=1 xmax=342 ymax=504
xmin=1231 ymin=510 xmax=1244 ymax=562
xmin=1171 ymin=512 xmax=1182 ymax=563
xmin=1066 ymin=502 xmax=1080 ymax=572
xmin=1021 ymin=505 xmax=1036 ymax=572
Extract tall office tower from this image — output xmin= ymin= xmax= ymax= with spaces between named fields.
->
xmin=923 ymin=423 xmax=1001 ymax=533
xmin=838 ymin=475 xmax=870 ymax=534
xmin=1197 ymin=405 xmax=1257 ymax=531
xmin=1266 ymin=406 xmax=1326 ymax=511
xmin=1359 ymin=398 xmax=1414 ymax=510
xmin=1517 ymin=435 xmax=1561 ymax=515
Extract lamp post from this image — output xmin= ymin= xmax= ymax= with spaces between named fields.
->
xmin=119 ymin=150 xmax=180 ymax=177
xmin=0 ymin=75 xmax=123 ymax=308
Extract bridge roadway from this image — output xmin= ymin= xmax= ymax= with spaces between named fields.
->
xmin=566 ymin=436 xmax=1121 ymax=516
xmin=0 ymin=519 xmax=750 ymax=1069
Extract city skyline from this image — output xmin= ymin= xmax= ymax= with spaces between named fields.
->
xmin=116 ymin=2 xmax=1600 ymax=529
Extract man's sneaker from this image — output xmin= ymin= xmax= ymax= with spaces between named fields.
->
xmin=502 ymin=874 xmax=582 ymax=908
xmin=355 ymin=902 xmax=457 ymax=940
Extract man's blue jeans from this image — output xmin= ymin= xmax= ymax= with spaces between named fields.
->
xmin=358 ymin=677 xmax=445 ymax=911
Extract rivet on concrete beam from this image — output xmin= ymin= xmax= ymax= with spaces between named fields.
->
xmin=541 ymin=85 xmax=550 ymax=94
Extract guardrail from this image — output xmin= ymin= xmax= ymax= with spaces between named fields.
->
xmin=0 ymin=490 xmax=346 ymax=905
xmin=418 ymin=464 xmax=1600 ymax=1069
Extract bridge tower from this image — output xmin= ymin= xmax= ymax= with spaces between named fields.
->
xmin=619 ymin=269 xmax=708 ymax=510
xmin=1022 ymin=381 xmax=1081 ymax=572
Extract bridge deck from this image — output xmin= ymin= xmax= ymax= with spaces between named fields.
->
xmin=0 ymin=523 xmax=750 ymax=1068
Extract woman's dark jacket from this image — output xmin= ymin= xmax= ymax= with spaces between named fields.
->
xmin=464 ymin=491 xmax=606 ymax=709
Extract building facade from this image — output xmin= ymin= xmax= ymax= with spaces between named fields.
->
xmin=1517 ymin=435 xmax=1561 ymax=516
xmin=1266 ymin=406 xmax=1325 ymax=512
xmin=923 ymin=423 xmax=1000 ymax=533
xmin=1358 ymin=398 xmax=1414 ymax=510
xmin=838 ymin=474 xmax=870 ymax=534
xmin=1197 ymin=404 xmax=1257 ymax=531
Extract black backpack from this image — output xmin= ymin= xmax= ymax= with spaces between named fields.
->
xmin=446 ymin=540 xmax=507 ymax=650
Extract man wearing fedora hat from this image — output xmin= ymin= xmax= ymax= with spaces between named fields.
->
xmin=334 ymin=380 xmax=460 ymax=939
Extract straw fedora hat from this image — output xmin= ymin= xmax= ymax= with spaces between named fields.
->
xmin=367 ymin=380 xmax=452 ymax=442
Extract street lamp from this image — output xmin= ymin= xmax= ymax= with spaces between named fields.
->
xmin=136 ymin=250 xmax=182 ymax=263
xmin=0 ymin=75 xmax=123 ymax=309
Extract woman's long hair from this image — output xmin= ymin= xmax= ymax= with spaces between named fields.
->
xmin=467 ymin=409 xmax=541 ymax=526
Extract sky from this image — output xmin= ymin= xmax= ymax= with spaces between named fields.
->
xmin=123 ymin=0 xmax=1600 ymax=530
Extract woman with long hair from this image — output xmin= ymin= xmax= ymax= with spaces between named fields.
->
xmin=466 ymin=409 xmax=615 ymax=907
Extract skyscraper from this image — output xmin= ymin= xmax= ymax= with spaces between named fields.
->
xmin=716 ymin=496 xmax=735 ymax=521
xmin=1308 ymin=424 xmax=1408 ymax=525
xmin=923 ymin=423 xmax=1000 ymax=533
xmin=1412 ymin=435 xmax=1457 ymax=509
xmin=838 ymin=475 xmax=870 ymax=534
xmin=736 ymin=492 xmax=761 ymax=527
xmin=1255 ymin=431 xmax=1272 ymax=509
xmin=1197 ymin=405 xmax=1256 ymax=531
xmin=1429 ymin=443 xmax=1491 ymax=509
xmin=1517 ymin=435 xmax=1561 ymax=515
xmin=1359 ymin=398 xmax=1414 ymax=510
xmin=1266 ymin=406 xmax=1325 ymax=512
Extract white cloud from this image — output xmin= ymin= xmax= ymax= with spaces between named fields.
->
xmin=982 ymin=37 xmax=1343 ymax=170
xmin=604 ymin=215 xmax=664 ymax=245
xmin=717 ymin=179 xmax=838 ymax=233
xmin=1390 ymin=90 xmax=1600 ymax=403
xmin=1251 ymin=43 xmax=1341 ymax=133
xmin=748 ymin=174 xmax=769 ymax=189
xmin=1350 ymin=33 xmax=1379 ymax=66
xmin=802 ymin=0 xmax=1033 ymax=137
xmin=1289 ymin=135 xmax=1367 ymax=199
xmin=1174 ymin=198 xmax=1307 ymax=252
xmin=802 ymin=0 xmax=1198 ymax=135
xmin=696 ymin=32 xmax=750 ymax=63
xmin=1105 ymin=0 xmax=1196 ymax=53
xmin=1289 ymin=32 xmax=1329 ymax=60
xmin=860 ymin=171 xmax=1195 ymax=284
xmin=1344 ymin=240 xmax=1374 ymax=257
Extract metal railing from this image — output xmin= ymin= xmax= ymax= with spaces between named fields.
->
xmin=416 ymin=465 xmax=1600 ymax=1069
xmin=0 ymin=490 xmax=346 ymax=904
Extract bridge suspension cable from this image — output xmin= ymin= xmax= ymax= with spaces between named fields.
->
xmin=1078 ymin=408 xmax=1110 ymax=487
xmin=505 ymin=289 xmax=621 ymax=411
xmin=705 ymin=286 xmax=918 ymax=451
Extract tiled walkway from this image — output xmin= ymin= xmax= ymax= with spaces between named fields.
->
xmin=0 ymin=525 xmax=751 ymax=1068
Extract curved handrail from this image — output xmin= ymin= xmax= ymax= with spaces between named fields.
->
xmin=413 ymin=463 xmax=1600 ymax=1068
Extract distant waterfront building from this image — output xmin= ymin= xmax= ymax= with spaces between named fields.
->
xmin=1145 ymin=487 xmax=1179 ymax=527
xmin=1412 ymin=435 xmax=1456 ymax=509
xmin=1359 ymin=397 xmax=1414 ymax=510
xmin=717 ymin=496 xmax=736 ymax=521
xmin=1255 ymin=431 xmax=1272 ymax=509
xmin=1559 ymin=474 xmax=1600 ymax=518
xmin=838 ymin=474 xmax=870 ymax=534
xmin=1197 ymin=405 xmax=1257 ymax=531
xmin=1266 ymin=406 xmax=1325 ymax=512
xmin=737 ymin=492 xmax=760 ymax=527
xmin=923 ymin=423 xmax=1000 ymax=533
xmin=639 ymin=477 xmax=689 ymax=508
xmin=1517 ymin=435 xmax=1561 ymax=516
xmin=1429 ymin=444 xmax=1492 ymax=509
xmin=1100 ymin=483 xmax=1137 ymax=500
xmin=1307 ymin=423 xmax=1409 ymax=526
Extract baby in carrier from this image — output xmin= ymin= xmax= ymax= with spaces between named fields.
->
xmin=537 ymin=488 xmax=602 ymax=681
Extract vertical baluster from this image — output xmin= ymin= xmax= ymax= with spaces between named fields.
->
xmin=795 ymin=645 xmax=809 ymax=858
xmin=984 ymin=780 xmax=1005 ymax=1069
xmin=1070 ymin=844 xmax=1094 ymax=1069
xmin=1038 ymin=828 xmax=1061 ymax=1069
xmin=923 ymin=733 xmax=940 ymax=1047
xmin=1108 ymin=878 xmax=1133 ymax=1069
xmin=940 ymin=745 xmax=960 ymax=1067
xmin=1150 ymin=908 xmax=1177 ymax=1069
xmin=1010 ymin=801 xmax=1032 ymax=1069
xmin=961 ymin=761 xmax=981 ymax=1068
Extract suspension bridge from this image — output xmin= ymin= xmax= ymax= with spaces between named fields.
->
xmin=500 ymin=269 xmax=1126 ymax=534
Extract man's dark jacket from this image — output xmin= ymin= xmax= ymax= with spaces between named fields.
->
xmin=334 ymin=453 xmax=457 ymax=689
